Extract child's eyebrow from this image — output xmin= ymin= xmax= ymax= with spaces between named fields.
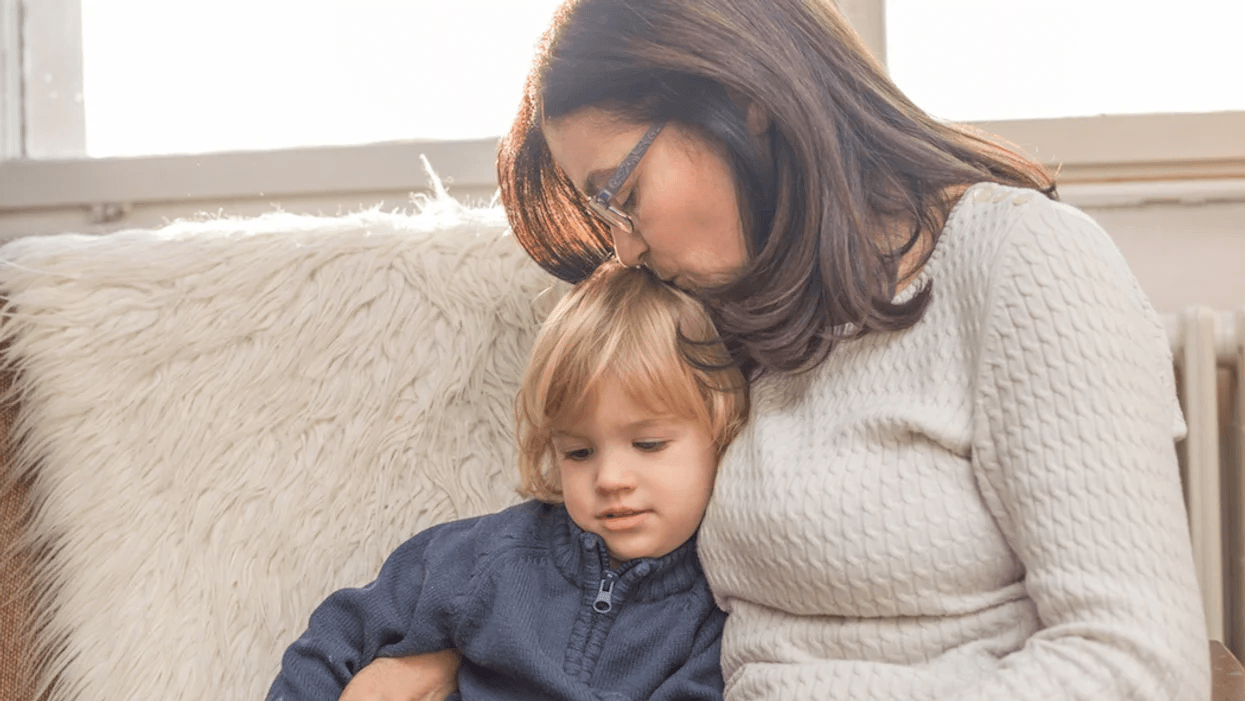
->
xmin=550 ymin=417 xmax=681 ymax=438
xmin=631 ymin=418 xmax=676 ymax=429
xmin=622 ymin=415 xmax=696 ymax=434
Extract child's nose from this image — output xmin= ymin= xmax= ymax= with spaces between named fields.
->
xmin=595 ymin=453 xmax=638 ymax=493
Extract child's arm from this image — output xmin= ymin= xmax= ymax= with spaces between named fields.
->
xmin=646 ymin=609 xmax=728 ymax=701
xmin=267 ymin=527 xmax=464 ymax=701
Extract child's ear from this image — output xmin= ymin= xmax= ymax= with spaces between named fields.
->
xmin=548 ymin=464 xmax=564 ymax=494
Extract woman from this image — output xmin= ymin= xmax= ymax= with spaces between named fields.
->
xmin=346 ymin=0 xmax=1209 ymax=698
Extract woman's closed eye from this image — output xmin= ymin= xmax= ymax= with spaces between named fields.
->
xmin=633 ymin=440 xmax=668 ymax=452
xmin=618 ymin=187 xmax=638 ymax=213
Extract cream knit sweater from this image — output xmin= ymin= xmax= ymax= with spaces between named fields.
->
xmin=698 ymin=182 xmax=1209 ymax=700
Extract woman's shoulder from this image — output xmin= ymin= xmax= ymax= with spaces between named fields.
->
xmin=934 ymin=181 xmax=1120 ymax=283
xmin=947 ymin=181 xmax=1095 ymax=241
xmin=941 ymin=182 xmax=1164 ymax=355
xmin=918 ymin=180 xmax=1152 ymax=346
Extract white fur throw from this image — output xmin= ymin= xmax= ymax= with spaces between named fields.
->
xmin=0 ymin=194 xmax=563 ymax=701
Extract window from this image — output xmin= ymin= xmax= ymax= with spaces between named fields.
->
xmin=2 ymin=0 xmax=1242 ymax=216
xmin=878 ymin=0 xmax=1245 ymax=182
xmin=886 ymin=0 xmax=1245 ymax=122
xmin=1 ymin=0 xmax=561 ymax=212
xmin=80 ymin=0 xmax=563 ymax=157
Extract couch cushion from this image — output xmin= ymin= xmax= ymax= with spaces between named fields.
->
xmin=0 ymin=196 xmax=561 ymax=701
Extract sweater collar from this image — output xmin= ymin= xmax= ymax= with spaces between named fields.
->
xmin=548 ymin=504 xmax=704 ymax=602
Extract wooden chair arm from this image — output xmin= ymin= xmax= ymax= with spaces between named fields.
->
xmin=1213 ymin=640 xmax=1245 ymax=701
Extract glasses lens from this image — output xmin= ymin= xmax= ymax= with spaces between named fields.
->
xmin=587 ymin=199 xmax=632 ymax=233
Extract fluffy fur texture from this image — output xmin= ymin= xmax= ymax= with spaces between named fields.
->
xmin=0 ymin=191 xmax=562 ymax=701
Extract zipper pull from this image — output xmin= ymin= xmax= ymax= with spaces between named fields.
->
xmin=593 ymin=573 xmax=616 ymax=613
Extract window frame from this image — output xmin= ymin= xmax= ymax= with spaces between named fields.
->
xmin=1 ymin=0 xmax=1243 ymax=218
xmin=0 ymin=139 xmax=499 ymax=211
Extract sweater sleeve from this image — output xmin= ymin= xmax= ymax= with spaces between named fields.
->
xmin=265 ymin=521 xmax=474 ymax=701
xmin=647 ymin=608 xmax=728 ymax=701
xmin=963 ymin=200 xmax=1209 ymax=700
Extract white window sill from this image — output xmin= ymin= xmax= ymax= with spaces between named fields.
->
xmin=0 ymin=138 xmax=499 ymax=211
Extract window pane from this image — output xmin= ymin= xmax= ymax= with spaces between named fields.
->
xmin=81 ymin=0 xmax=563 ymax=157
xmin=885 ymin=0 xmax=1245 ymax=122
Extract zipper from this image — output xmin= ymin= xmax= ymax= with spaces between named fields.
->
xmin=592 ymin=571 xmax=617 ymax=613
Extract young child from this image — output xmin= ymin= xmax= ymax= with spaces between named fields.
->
xmin=267 ymin=259 xmax=747 ymax=701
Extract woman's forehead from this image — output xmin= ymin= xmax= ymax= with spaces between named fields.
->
xmin=543 ymin=109 xmax=650 ymax=191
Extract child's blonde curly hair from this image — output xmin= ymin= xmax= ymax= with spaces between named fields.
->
xmin=516 ymin=260 xmax=748 ymax=502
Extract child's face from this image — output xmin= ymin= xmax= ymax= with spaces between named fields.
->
xmin=552 ymin=375 xmax=718 ymax=566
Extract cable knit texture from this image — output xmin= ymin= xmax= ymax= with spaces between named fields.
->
xmin=697 ymin=182 xmax=1209 ymax=700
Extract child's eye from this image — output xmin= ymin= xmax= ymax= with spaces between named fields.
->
xmin=633 ymin=440 xmax=667 ymax=452
xmin=563 ymin=447 xmax=593 ymax=461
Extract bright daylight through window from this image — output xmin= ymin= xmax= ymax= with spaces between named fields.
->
xmin=44 ymin=0 xmax=1245 ymax=160
xmin=885 ymin=0 xmax=1245 ymax=122
xmin=80 ymin=0 xmax=565 ymax=157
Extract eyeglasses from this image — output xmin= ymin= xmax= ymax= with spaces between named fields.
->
xmin=586 ymin=123 xmax=664 ymax=234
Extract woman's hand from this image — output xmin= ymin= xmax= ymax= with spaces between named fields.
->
xmin=339 ymin=649 xmax=462 ymax=701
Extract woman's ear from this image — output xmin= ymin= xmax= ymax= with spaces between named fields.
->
xmin=744 ymin=100 xmax=771 ymax=136
xmin=727 ymin=87 xmax=771 ymax=136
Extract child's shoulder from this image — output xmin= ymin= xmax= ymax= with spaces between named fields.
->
xmin=468 ymin=499 xmax=565 ymax=538
xmin=410 ymin=500 xmax=565 ymax=559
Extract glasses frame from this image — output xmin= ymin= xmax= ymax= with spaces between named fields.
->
xmin=586 ymin=122 xmax=665 ymax=234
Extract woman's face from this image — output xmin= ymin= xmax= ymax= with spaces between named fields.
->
xmin=543 ymin=108 xmax=749 ymax=291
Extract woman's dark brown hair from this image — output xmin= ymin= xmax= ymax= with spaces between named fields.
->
xmin=498 ymin=0 xmax=1056 ymax=375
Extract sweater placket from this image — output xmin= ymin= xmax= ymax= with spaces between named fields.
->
xmin=562 ymin=536 xmax=656 ymax=684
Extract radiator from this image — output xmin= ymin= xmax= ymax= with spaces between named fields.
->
xmin=1165 ymin=307 xmax=1244 ymax=654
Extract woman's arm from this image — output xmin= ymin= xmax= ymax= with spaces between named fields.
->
xmin=962 ymin=200 xmax=1209 ymax=700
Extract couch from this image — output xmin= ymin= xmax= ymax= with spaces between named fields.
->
xmin=0 ymin=192 xmax=1240 ymax=701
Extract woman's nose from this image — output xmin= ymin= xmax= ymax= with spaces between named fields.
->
xmin=611 ymin=226 xmax=647 ymax=268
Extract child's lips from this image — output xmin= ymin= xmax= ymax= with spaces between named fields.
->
xmin=598 ymin=508 xmax=651 ymax=531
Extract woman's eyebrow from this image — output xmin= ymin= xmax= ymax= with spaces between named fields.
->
xmin=583 ymin=168 xmax=613 ymax=196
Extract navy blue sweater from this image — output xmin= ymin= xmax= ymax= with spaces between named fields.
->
xmin=267 ymin=501 xmax=726 ymax=701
